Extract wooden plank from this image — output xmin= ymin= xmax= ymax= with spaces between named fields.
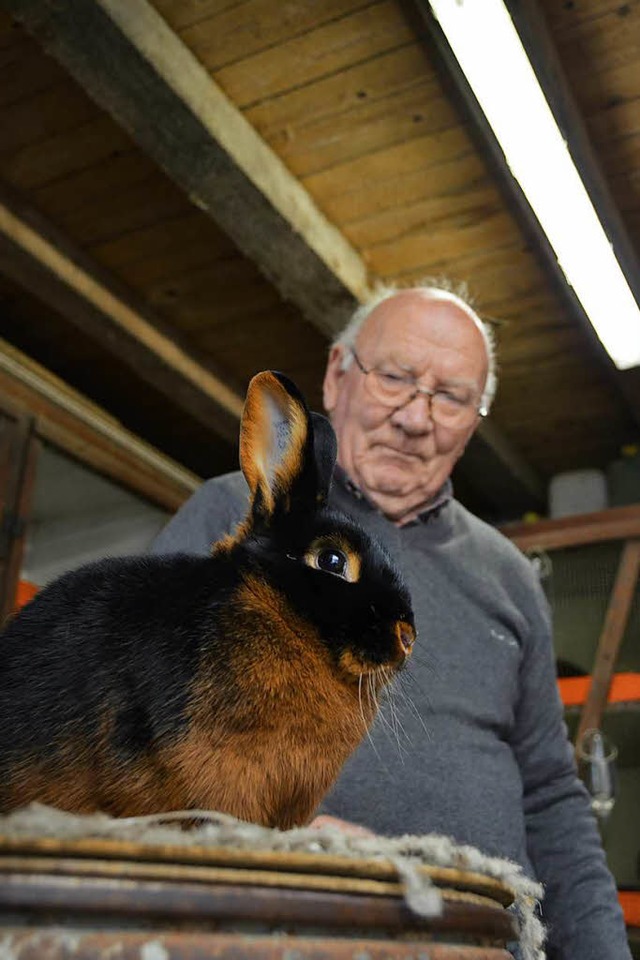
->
xmin=34 ymin=165 xmax=189 ymax=251
xmin=365 ymin=209 xmax=521 ymax=278
xmin=198 ymin=304 xmax=328 ymax=367
xmin=324 ymin=152 xmax=489 ymax=229
xmin=1 ymin=115 xmax=132 ymax=192
xmin=498 ymin=313 xmax=596 ymax=366
xmin=251 ymin=79 xmax=460 ymax=180
xmin=502 ymin=505 xmax=640 ymax=552
xmin=609 ymin=171 xmax=640 ymax=218
xmin=480 ymin=288 xmax=558 ymax=332
xmin=244 ymin=43 xmax=437 ymax=144
xmin=0 ymin=337 xmax=200 ymax=512
xmin=151 ymin=0 xmax=254 ymax=33
xmin=14 ymin=150 xmax=155 ymax=226
xmin=388 ymin=239 xmax=544 ymax=300
xmin=92 ymin=213 xmax=235 ymax=288
xmin=345 ymin=183 xmax=503 ymax=251
xmin=302 ymin=125 xmax=475 ymax=205
xmin=202 ymin=1 xmax=414 ymax=105
xmin=0 ymin=28 xmax=60 ymax=109
xmin=473 ymin=266 xmax=560 ymax=317
xmin=587 ymin=94 xmax=640 ymax=143
xmin=0 ymin=184 xmax=244 ymax=441
xmin=576 ymin=539 xmax=640 ymax=741
xmin=518 ymin=326 xmax=588 ymax=379
xmin=542 ymin=0 xmax=629 ymax=35
xmin=165 ymin=286 xmax=288 ymax=340
xmin=6 ymin=0 xmax=373 ymax=338
xmin=561 ymin=57 xmax=640 ymax=119
xmin=550 ymin=4 xmax=640 ymax=74
xmin=0 ymin=79 xmax=98 ymax=157
xmin=156 ymin=0 xmax=372 ymax=46
xmin=389 ymin=237 xmax=526 ymax=286
xmin=495 ymin=366 xmax=631 ymax=459
xmin=587 ymin=129 xmax=640 ymax=181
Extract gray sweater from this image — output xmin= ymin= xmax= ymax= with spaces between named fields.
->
xmin=150 ymin=469 xmax=630 ymax=960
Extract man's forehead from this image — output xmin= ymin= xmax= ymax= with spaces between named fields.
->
xmin=359 ymin=293 xmax=483 ymax=351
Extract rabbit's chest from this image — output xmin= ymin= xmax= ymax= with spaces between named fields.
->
xmin=163 ymin=663 xmax=367 ymax=828
xmin=158 ymin=581 xmax=377 ymax=827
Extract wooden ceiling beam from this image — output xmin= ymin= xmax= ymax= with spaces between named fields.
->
xmin=1 ymin=0 xmax=547 ymax=516
xmin=4 ymin=0 xmax=373 ymax=339
xmin=0 ymin=337 xmax=200 ymax=513
xmin=403 ymin=0 xmax=640 ymax=430
xmin=0 ymin=183 xmax=243 ymax=444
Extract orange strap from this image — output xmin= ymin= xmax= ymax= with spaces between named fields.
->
xmin=558 ymin=673 xmax=640 ymax=707
xmin=619 ymin=890 xmax=640 ymax=928
xmin=15 ymin=579 xmax=38 ymax=610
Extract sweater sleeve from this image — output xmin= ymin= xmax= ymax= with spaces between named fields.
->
xmin=512 ymin=576 xmax=630 ymax=959
xmin=148 ymin=473 xmax=249 ymax=557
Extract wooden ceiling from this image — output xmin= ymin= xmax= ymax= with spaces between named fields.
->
xmin=0 ymin=0 xmax=639 ymax=523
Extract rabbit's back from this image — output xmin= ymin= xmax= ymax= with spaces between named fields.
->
xmin=0 ymin=554 xmax=234 ymax=813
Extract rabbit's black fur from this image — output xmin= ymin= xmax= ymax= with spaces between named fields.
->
xmin=0 ymin=372 xmax=415 ymax=828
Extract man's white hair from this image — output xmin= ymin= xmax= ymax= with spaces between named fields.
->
xmin=332 ymin=281 xmax=498 ymax=412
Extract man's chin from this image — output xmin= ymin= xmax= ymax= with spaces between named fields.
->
xmin=358 ymin=461 xmax=421 ymax=498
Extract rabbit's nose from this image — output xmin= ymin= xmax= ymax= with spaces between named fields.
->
xmin=395 ymin=620 xmax=416 ymax=658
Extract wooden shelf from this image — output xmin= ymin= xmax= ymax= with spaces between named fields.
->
xmin=501 ymin=503 xmax=640 ymax=551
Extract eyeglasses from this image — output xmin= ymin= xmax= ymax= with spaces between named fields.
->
xmin=350 ymin=348 xmax=488 ymax=429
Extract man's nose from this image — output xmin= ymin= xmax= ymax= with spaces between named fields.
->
xmin=390 ymin=390 xmax=434 ymax=434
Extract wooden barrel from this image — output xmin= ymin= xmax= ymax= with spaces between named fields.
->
xmin=0 ymin=832 xmax=520 ymax=959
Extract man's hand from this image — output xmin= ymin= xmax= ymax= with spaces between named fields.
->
xmin=309 ymin=814 xmax=375 ymax=837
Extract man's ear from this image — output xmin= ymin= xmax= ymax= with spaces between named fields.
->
xmin=323 ymin=344 xmax=346 ymax=414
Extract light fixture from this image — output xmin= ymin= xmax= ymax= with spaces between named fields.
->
xmin=429 ymin=0 xmax=640 ymax=371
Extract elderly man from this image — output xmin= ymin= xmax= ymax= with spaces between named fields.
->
xmin=150 ymin=286 xmax=630 ymax=960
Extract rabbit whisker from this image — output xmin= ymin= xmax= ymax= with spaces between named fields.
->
xmin=377 ymin=706 xmax=406 ymax=761
xmin=358 ymin=673 xmax=367 ymax=733
xmin=369 ymin=671 xmax=379 ymax=712
xmin=392 ymin=677 xmax=432 ymax=741
xmin=385 ymin=669 xmax=407 ymax=745
xmin=377 ymin=670 xmax=410 ymax=758
xmin=358 ymin=671 xmax=382 ymax=764
xmin=369 ymin=671 xmax=407 ymax=760
xmin=404 ymin=648 xmax=437 ymax=671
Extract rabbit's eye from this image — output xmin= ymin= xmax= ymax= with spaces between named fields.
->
xmin=317 ymin=548 xmax=348 ymax=577
xmin=304 ymin=539 xmax=360 ymax=582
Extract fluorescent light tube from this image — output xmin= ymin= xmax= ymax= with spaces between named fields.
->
xmin=430 ymin=0 xmax=640 ymax=370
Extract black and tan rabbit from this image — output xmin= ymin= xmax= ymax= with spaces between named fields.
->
xmin=0 ymin=371 xmax=415 ymax=828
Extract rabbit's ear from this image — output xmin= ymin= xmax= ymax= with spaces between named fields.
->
xmin=240 ymin=371 xmax=335 ymax=524
xmin=310 ymin=412 xmax=338 ymax=506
